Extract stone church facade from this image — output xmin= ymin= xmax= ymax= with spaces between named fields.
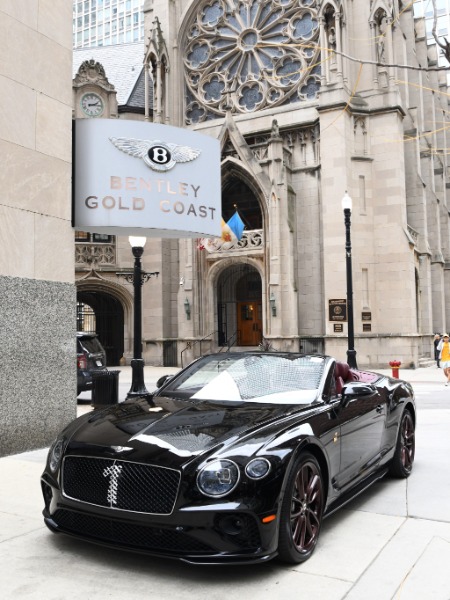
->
xmin=75 ymin=0 xmax=450 ymax=369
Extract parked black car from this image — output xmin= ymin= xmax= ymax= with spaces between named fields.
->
xmin=43 ymin=352 xmax=415 ymax=565
xmin=76 ymin=332 xmax=107 ymax=395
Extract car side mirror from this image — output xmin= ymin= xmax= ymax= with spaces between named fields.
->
xmin=156 ymin=374 xmax=174 ymax=388
xmin=341 ymin=382 xmax=376 ymax=406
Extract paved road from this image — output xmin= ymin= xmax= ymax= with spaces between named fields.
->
xmin=412 ymin=382 xmax=450 ymax=408
xmin=1 ymin=366 xmax=449 ymax=599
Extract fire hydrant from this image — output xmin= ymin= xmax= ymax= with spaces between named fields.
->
xmin=389 ymin=360 xmax=401 ymax=378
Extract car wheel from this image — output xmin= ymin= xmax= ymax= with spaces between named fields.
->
xmin=277 ymin=452 xmax=324 ymax=564
xmin=389 ymin=409 xmax=415 ymax=478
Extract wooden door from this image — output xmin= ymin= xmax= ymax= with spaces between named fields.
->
xmin=237 ymin=301 xmax=262 ymax=346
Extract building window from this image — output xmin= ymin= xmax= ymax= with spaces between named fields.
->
xmin=184 ymin=0 xmax=321 ymax=124
xmin=75 ymin=232 xmax=115 ymax=243
xmin=362 ymin=269 xmax=370 ymax=309
xmin=77 ymin=302 xmax=96 ymax=333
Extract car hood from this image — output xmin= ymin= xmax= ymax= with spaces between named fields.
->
xmin=66 ymin=396 xmax=311 ymax=469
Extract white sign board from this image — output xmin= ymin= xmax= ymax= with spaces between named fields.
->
xmin=73 ymin=119 xmax=221 ymax=238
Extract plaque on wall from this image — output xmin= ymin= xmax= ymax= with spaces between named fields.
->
xmin=362 ymin=312 xmax=372 ymax=321
xmin=334 ymin=323 xmax=343 ymax=332
xmin=329 ymin=299 xmax=347 ymax=322
xmin=363 ymin=323 xmax=372 ymax=332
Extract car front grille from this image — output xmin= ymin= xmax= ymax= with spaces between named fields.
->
xmin=62 ymin=456 xmax=180 ymax=515
xmin=52 ymin=509 xmax=214 ymax=553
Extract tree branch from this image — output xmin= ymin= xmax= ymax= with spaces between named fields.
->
xmin=431 ymin=0 xmax=450 ymax=62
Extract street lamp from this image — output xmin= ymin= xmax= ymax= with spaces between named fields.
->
xmin=342 ymin=191 xmax=357 ymax=369
xmin=117 ymin=236 xmax=159 ymax=399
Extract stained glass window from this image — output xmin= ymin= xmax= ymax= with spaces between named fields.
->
xmin=184 ymin=0 xmax=321 ymax=123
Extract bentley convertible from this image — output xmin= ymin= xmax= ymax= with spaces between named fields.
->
xmin=41 ymin=353 xmax=416 ymax=565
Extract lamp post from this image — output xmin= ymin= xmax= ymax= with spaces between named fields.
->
xmin=342 ymin=191 xmax=358 ymax=369
xmin=117 ymin=236 xmax=159 ymax=399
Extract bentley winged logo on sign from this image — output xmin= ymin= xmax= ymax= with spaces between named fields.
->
xmin=109 ymin=137 xmax=201 ymax=172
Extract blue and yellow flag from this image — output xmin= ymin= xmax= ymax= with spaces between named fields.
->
xmin=198 ymin=211 xmax=245 ymax=252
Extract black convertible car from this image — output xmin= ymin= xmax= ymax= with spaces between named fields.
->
xmin=41 ymin=353 xmax=416 ymax=565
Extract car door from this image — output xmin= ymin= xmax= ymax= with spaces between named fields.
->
xmin=334 ymin=383 xmax=385 ymax=492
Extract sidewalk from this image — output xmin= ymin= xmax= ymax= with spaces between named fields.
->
xmin=376 ymin=363 xmax=445 ymax=384
xmin=1 ymin=365 xmax=449 ymax=599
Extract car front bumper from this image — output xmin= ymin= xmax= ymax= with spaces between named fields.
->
xmin=41 ymin=476 xmax=280 ymax=565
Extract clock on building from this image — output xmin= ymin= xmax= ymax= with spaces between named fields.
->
xmin=80 ymin=92 xmax=104 ymax=117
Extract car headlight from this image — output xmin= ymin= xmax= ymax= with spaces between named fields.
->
xmin=49 ymin=438 xmax=65 ymax=473
xmin=197 ymin=459 xmax=240 ymax=498
xmin=245 ymin=458 xmax=271 ymax=480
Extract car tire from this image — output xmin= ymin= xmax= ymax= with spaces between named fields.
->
xmin=389 ymin=408 xmax=415 ymax=478
xmin=277 ymin=452 xmax=324 ymax=564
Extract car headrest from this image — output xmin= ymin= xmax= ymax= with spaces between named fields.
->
xmin=335 ymin=361 xmax=350 ymax=381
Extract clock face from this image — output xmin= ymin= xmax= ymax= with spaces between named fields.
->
xmin=80 ymin=93 xmax=104 ymax=117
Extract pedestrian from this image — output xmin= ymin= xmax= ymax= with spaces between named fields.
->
xmin=434 ymin=333 xmax=441 ymax=367
xmin=437 ymin=334 xmax=450 ymax=385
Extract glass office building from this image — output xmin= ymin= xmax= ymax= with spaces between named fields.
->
xmin=414 ymin=0 xmax=450 ymax=65
xmin=73 ymin=0 xmax=144 ymax=48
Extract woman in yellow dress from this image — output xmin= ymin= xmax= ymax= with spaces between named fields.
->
xmin=437 ymin=334 xmax=450 ymax=385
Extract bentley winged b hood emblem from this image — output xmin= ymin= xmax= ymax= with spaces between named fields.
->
xmin=109 ymin=137 xmax=201 ymax=172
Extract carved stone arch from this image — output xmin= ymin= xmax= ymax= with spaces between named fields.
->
xmin=76 ymin=277 xmax=133 ymax=323
xmin=318 ymin=0 xmax=341 ymax=19
xmin=77 ymin=274 xmax=130 ymax=300
xmin=368 ymin=2 xmax=394 ymax=87
xmin=369 ymin=0 xmax=392 ymax=23
xmin=374 ymin=7 xmax=389 ymax=62
xmin=205 ymin=257 xmax=266 ymax=346
xmin=218 ymin=112 xmax=272 ymax=198
xmin=76 ymin=276 xmax=133 ymax=365
xmin=318 ymin=0 xmax=346 ymax=30
xmin=221 ymin=157 xmax=268 ymax=230
xmin=318 ymin=1 xmax=345 ymax=85
xmin=208 ymin=256 xmax=264 ymax=290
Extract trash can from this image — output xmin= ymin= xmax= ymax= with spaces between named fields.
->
xmin=91 ymin=370 xmax=120 ymax=407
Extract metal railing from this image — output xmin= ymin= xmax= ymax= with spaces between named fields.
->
xmin=180 ymin=331 xmax=218 ymax=367
xmin=202 ymin=229 xmax=263 ymax=254
xmin=219 ymin=331 xmax=238 ymax=352
xmin=299 ymin=337 xmax=324 ymax=354
xmin=180 ymin=330 xmax=240 ymax=366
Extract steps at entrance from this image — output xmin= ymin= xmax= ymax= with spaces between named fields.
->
xmin=418 ymin=357 xmax=436 ymax=368
xmin=223 ymin=346 xmax=260 ymax=352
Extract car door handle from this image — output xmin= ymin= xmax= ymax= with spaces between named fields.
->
xmin=376 ymin=404 xmax=384 ymax=413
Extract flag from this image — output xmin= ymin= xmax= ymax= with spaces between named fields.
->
xmin=198 ymin=211 xmax=245 ymax=252
xmin=226 ymin=211 xmax=245 ymax=241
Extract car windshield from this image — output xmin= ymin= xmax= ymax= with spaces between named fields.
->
xmin=78 ymin=336 xmax=104 ymax=354
xmin=166 ymin=354 xmax=326 ymax=404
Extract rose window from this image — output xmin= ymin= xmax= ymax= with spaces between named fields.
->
xmin=184 ymin=0 xmax=321 ymax=124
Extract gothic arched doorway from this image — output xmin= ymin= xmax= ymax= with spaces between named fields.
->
xmin=77 ymin=290 xmax=124 ymax=365
xmin=217 ymin=263 xmax=262 ymax=347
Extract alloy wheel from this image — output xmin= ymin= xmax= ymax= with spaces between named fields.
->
xmin=289 ymin=460 xmax=323 ymax=554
